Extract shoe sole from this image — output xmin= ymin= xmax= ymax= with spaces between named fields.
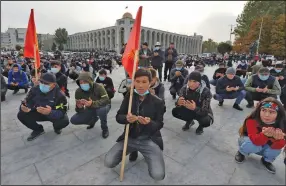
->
xmin=235 ymin=159 xmax=245 ymax=164
xmin=260 ymin=160 xmax=276 ymax=174
xmin=27 ymin=131 xmax=45 ymax=141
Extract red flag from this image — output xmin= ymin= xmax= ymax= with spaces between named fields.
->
xmin=24 ymin=9 xmax=40 ymax=69
xmin=122 ymin=6 xmax=142 ymax=78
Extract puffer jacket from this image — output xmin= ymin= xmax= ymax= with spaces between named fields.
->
xmin=177 ymin=83 xmax=214 ymax=122
xmin=75 ymin=72 xmax=110 ymax=112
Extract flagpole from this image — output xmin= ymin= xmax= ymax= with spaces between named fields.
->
xmin=119 ymin=50 xmax=139 ymax=182
xmin=34 ymin=44 xmax=38 ymax=81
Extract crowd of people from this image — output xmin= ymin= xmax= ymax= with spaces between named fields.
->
xmin=1 ymin=42 xmax=286 ymax=181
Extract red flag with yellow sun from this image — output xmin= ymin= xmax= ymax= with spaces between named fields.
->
xmin=122 ymin=6 xmax=142 ymax=78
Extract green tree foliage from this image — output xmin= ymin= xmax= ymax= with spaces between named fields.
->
xmin=58 ymin=43 xmax=64 ymax=51
xmin=15 ymin=45 xmax=22 ymax=51
xmin=270 ymin=14 xmax=286 ymax=57
xmin=51 ymin=42 xmax=57 ymax=51
xmin=217 ymin=42 xmax=232 ymax=55
xmin=202 ymin=39 xmax=218 ymax=53
xmin=234 ymin=1 xmax=286 ymax=38
xmin=54 ymin=28 xmax=68 ymax=46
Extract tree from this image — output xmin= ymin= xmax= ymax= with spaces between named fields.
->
xmin=270 ymin=14 xmax=286 ymax=57
xmin=58 ymin=43 xmax=64 ymax=51
xmin=54 ymin=28 xmax=68 ymax=47
xmin=217 ymin=42 xmax=232 ymax=55
xmin=202 ymin=38 xmax=218 ymax=53
xmin=51 ymin=42 xmax=57 ymax=51
xmin=15 ymin=44 xmax=22 ymax=51
xmin=234 ymin=1 xmax=286 ymax=38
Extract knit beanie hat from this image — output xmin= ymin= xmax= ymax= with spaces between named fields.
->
xmin=226 ymin=67 xmax=236 ymax=75
xmin=188 ymin=71 xmax=201 ymax=82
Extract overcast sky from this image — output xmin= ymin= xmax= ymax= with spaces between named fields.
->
xmin=1 ymin=1 xmax=246 ymax=42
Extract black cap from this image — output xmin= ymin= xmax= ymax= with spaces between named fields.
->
xmin=275 ymin=63 xmax=283 ymax=68
xmin=40 ymin=72 xmax=56 ymax=84
xmin=50 ymin=60 xmax=61 ymax=66
xmin=143 ymin=42 xmax=148 ymax=46
xmin=188 ymin=71 xmax=201 ymax=83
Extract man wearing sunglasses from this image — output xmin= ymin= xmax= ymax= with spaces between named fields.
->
xmin=17 ymin=72 xmax=69 ymax=141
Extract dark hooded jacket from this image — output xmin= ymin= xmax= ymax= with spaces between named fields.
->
xmin=176 ymin=83 xmax=214 ymax=122
xmin=75 ymin=72 xmax=110 ymax=113
xmin=116 ymin=92 xmax=165 ymax=150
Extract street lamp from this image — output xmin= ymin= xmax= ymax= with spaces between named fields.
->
xmin=256 ymin=10 xmax=270 ymax=55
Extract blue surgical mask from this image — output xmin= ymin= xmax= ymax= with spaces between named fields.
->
xmin=155 ymin=47 xmax=160 ymax=50
xmin=258 ymin=74 xmax=269 ymax=81
xmin=99 ymin=76 xmax=105 ymax=81
xmin=134 ymin=89 xmax=149 ymax=96
xmin=127 ymin=79 xmax=132 ymax=84
xmin=275 ymin=69 xmax=282 ymax=73
xmin=39 ymin=83 xmax=51 ymax=93
xmin=50 ymin=68 xmax=60 ymax=74
xmin=80 ymin=83 xmax=90 ymax=91
xmin=176 ymin=67 xmax=182 ymax=71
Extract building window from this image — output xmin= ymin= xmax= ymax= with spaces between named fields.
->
xmin=130 ymin=20 xmax=134 ymax=24
xmin=119 ymin=20 xmax=125 ymax=25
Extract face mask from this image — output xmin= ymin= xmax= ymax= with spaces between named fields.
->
xmin=50 ymin=68 xmax=60 ymax=74
xmin=39 ymin=83 xmax=51 ymax=93
xmin=127 ymin=79 xmax=132 ymax=84
xmin=134 ymin=89 xmax=149 ymax=96
xmin=275 ymin=69 xmax=282 ymax=73
xmin=176 ymin=67 xmax=182 ymax=71
xmin=80 ymin=83 xmax=90 ymax=91
xmin=155 ymin=47 xmax=160 ymax=50
xmin=258 ymin=74 xmax=269 ymax=81
xmin=99 ymin=76 xmax=105 ymax=81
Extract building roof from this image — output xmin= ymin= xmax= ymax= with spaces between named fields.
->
xmin=122 ymin=12 xmax=133 ymax=19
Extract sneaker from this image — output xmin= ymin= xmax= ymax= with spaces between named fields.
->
xmin=218 ymin=101 xmax=224 ymax=106
xmin=172 ymin=95 xmax=176 ymax=100
xmin=246 ymin=102 xmax=254 ymax=108
xmin=233 ymin=104 xmax=243 ymax=111
xmin=13 ymin=89 xmax=19 ymax=95
xmin=27 ymin=130 xmax=45 ymax=141
xmin=1 ymin=95 xmax=6 ymax=102
xmin=261 ymin=157 xmax=276 ymax=174
xmin=129 ymin=151 xmax=138 ymax=162
xmin=195 ymin=126 xmax=204 ymax=135
xmin=182 ymin=120 xmax=195 ymax=131
xmin=102 ymin=130 xmax=109 ymax=139
xmin=24 ymin=88 xmax=29 ymax=93
xmin=54 ymin=129 xmax=62 ymax=135
xmin=235 ymin=151 xmax=245 ymax=163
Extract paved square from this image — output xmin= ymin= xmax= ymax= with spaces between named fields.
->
xmin=1 ymin=66 xmax=285 ymax=185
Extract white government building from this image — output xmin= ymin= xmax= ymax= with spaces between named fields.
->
xmin=66 ymin=12 xmax=203 ymax=54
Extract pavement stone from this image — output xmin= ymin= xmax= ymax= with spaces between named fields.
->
xmin=1 ymin=65 xmax=285 ymax=185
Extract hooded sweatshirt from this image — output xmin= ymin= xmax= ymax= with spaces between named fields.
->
xmin=7 ymin=64 xmax=28 ymax=86
xmin=75 ymin=72 xmax=110 ymax=112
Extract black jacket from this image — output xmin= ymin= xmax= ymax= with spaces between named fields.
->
xmin=95 ymin=76 xmax=115 ymax=99
xmin=55 ymin=72 xmax=69 ymax=97
xmin=216 ymin=76 xmax=244 ymax=94
xmin=1 ymin=74 xmax=7 ymax=96
xmin=177 ymin=84 xmax=213 ymax=121
xmin=212 ymin=68 xmax=226 ymax=80
xmin=24 ymin=85 xmax=68 ymax=120
xmin=165 ymin=47 xmax=178 ymax=64
xmin=116 ymin=92 xmax=165 ymax=150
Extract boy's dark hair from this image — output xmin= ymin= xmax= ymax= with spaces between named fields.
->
xmin=149 ymin=68 xmax=157 ymax=79
xmin=99 ymin=69 xmax=107 ymax=75
xmin=134 ymin=68 xmax=152 ymax=82
xmin=50 ymin=60 xmax=61 ymax=67
xmin=219 ymin=62 xmax=225 ymax=67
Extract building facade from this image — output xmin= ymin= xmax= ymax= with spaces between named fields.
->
xmin=37 ymin=33 xmax=55 ymax=51
xmin=1 ymin=28 xmax=54 ymax=50
xmin=67 ymin=12 xmax=203 ymax=54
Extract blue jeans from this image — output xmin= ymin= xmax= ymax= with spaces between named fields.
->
xmin=70 ymin=104 xmax=111 ymax=131
xmin=210 ymin=79 xmax=217 ymax=86
xmin=214 ymin=90 xmax=246 ymax=104
xmin=238 ymin=136 xmax=281 ymax=163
